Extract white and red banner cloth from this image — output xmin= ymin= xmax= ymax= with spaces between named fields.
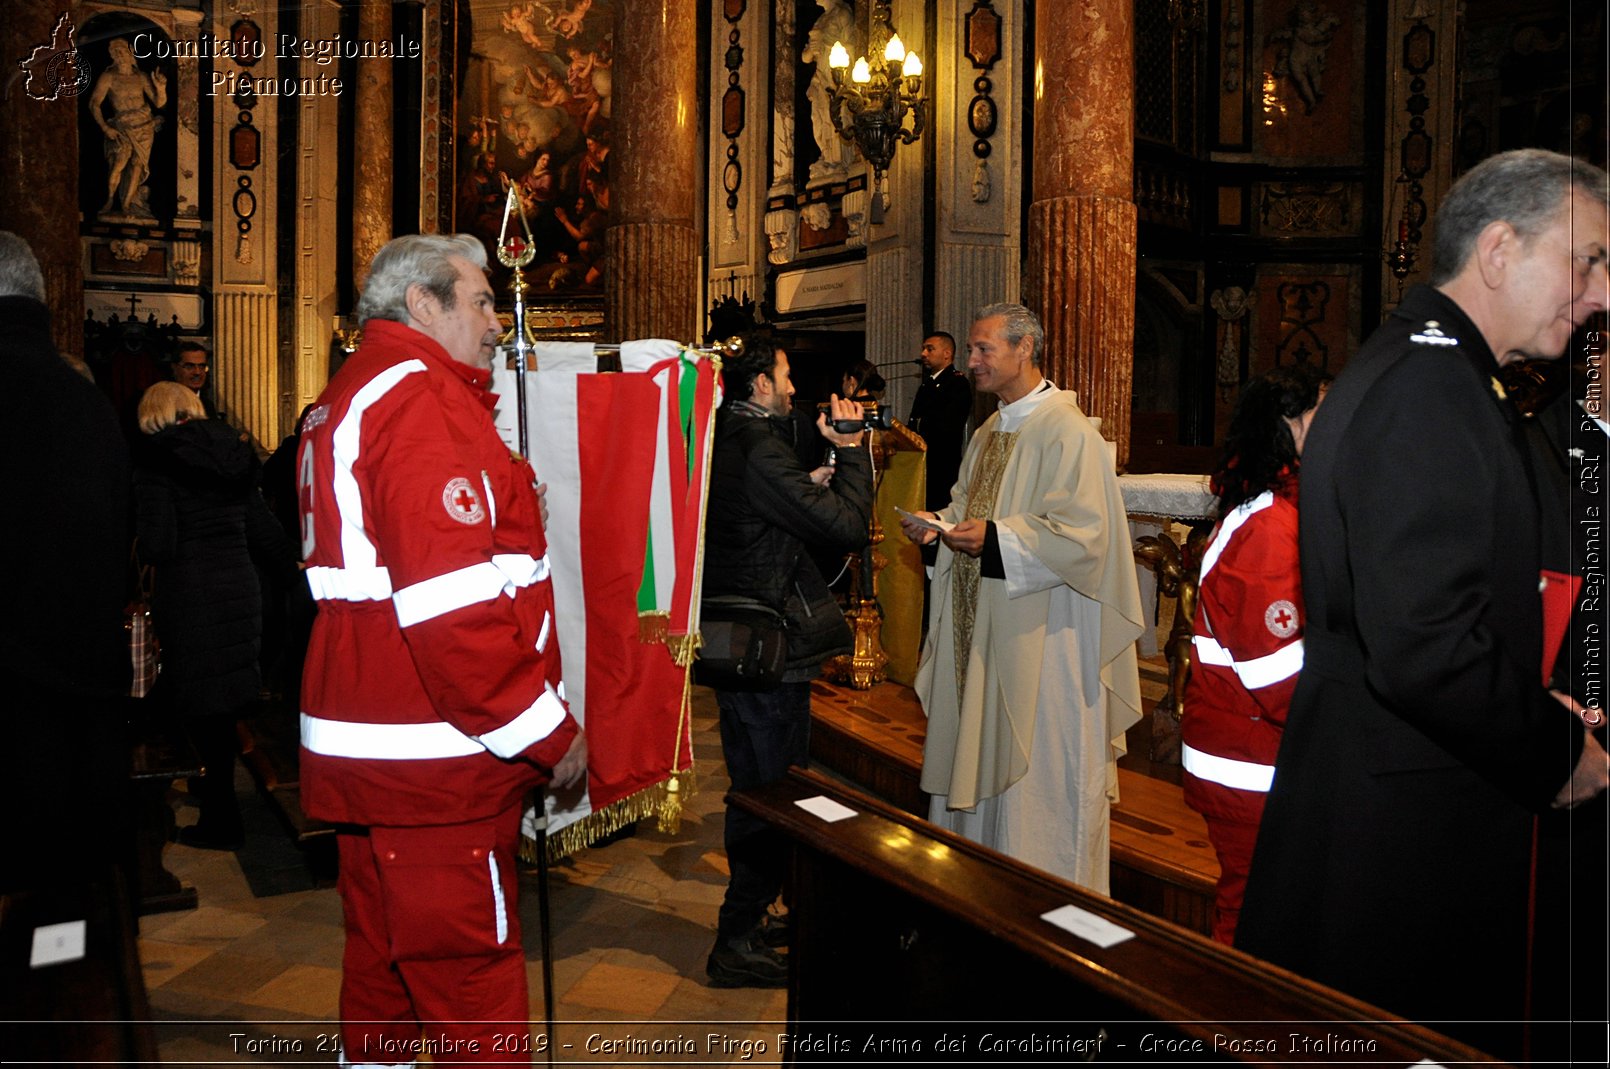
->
xmin=492 ymin=339 xmax=720 ymax=845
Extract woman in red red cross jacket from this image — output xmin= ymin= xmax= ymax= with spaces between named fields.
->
xmin=1182 ymin=363 xmax=1326 ymax=944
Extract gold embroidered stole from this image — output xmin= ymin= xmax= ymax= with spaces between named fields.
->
xmin=952 ymin=430 xmax=1017 ymax=699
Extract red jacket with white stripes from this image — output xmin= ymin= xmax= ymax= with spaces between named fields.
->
xmin=1181 ymin=484 xmax=1303 ymax=825
xmin=296 ymin=319 xmax=578 ymax=826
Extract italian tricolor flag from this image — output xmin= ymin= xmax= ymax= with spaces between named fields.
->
xmin=492 ymin=340 xmax=721 ymax=855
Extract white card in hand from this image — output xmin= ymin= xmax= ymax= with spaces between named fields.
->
xmin=895 ymin=507 xmax=954 ymax=533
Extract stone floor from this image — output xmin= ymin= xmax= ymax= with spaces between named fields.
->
xmin=134 ymin=606 xmax=1182 ymax=1067
xmin=137 ymin=686 xmax=789 ymax=1066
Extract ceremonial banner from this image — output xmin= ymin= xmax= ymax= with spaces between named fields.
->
xmin=492 ymin=340 xmax=720 ymax=856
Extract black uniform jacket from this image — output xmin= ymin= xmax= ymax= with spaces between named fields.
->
xmin=908 ymin=363 xmax=972 ymax=512
xmin=1236 ymin=286 xmax=1585 ymax=1039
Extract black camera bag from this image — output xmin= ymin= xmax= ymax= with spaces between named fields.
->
xmin=695 ymin=594 xmax=788 ymax=688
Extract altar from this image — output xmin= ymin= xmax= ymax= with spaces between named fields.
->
xmin=1118 ymin=473 xmax=1216 ymax=762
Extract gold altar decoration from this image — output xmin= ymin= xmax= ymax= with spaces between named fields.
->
xmin=1132 ymin=525 xmax=1210 ymax=765
xmin=826 ymin=417 xmax=926 ymax=689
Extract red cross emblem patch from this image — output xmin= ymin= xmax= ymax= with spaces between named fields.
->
xmin=443 ymin=477 xmax=486 ymax=525
xmin=1265 ymin=599 xmax=1298 ymax=639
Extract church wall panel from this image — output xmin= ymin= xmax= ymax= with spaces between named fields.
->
xmin=208 ymin=3 xmax=280 ymax=447
xmin=292 ymin=0 xmax=343 ymax=424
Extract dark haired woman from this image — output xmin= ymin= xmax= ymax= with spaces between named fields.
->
xmin=840 ymin=358 xmax=885 ymax=404
xmin=1182 ymin=363 xmax=1324 ymax=944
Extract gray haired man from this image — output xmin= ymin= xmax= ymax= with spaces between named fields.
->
xmin=1237 ymin=149 xmax=1609 ymax=1057
xmin=900 ymin=303 xmax=1145 ymax=893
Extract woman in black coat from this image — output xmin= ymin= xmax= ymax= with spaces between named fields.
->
xmin=134 ymin=382 xmax=293 ymax=849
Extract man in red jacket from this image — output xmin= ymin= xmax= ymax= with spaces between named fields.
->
xmin=297 ymin=233 xmax=586 ymax=1064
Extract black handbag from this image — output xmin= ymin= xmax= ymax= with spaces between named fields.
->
xmin=695 ymin=594 xmax=788 ymax=687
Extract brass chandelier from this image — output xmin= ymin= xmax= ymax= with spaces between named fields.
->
xmin=826 ymin=0 xmax=925 ymax=221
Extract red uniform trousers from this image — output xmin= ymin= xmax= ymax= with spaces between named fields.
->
xmin=1195 ymin=790 xmax=1266 ymax=945
xmin=336 ymin=803 xmax=531 ymax=1067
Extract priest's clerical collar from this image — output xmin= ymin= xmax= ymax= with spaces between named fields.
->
xmin=998 ymin=378 xmax=1056 ymax=431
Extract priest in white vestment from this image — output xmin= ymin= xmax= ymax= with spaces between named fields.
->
xmin=900 ymin=303 xmax=1145 ymax=892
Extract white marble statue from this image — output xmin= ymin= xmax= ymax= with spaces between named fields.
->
xmin=801 ymin=0 xmax=856 ymax=185
xmin=89 ymin=38 xmax=167 ymax=222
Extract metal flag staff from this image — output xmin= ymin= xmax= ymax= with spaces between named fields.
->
xmin=496 ymin=176 xmax=539 ymax=458
xmin=493 ymin=178 xmax=557 ymax=1060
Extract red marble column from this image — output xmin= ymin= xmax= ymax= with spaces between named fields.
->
xmin=605 ymin=0 xmax=699 ymax=343
xmin=352 ymin=0 xmax=393 ymax=290
xmin=1026 ymin=0 xmax=1136 ymax=468
xmin=0 ymin=1 xmax=83 ymax=360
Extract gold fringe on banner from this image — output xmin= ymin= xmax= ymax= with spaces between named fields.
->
xmin=518 ymin=782 xmax=665 ymax=865
xmin=514 ymin=771 xmax=702 ymax=864
xmin=516 ymin=668 xmax=701 ymax=861
xmin=637 ymin=611 xmax=670 ymax=644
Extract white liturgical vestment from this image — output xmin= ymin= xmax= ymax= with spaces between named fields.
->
xmin=916 ymin=381 xmax=1144 ymax=892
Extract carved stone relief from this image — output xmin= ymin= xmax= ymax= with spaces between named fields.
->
xmin=1266 ymin=0 xmax=1342 ymax=115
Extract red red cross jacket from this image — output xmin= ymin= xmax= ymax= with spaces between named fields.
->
xmin=1181 ymin=485 xmax=1304 ymax=825
xmin=296 ymin=319 xmax=578 ymax=826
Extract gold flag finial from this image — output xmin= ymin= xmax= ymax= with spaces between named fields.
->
xmin=496 ymin=172 xmax=539 ymax=458
xmin=496 ymin=175 xmax=536 ymax=270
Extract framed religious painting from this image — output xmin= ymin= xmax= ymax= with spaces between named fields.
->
xmin=447 ymin=0 xmax=614 ymax=302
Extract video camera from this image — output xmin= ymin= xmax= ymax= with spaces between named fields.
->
xmin=816 ymin=401 xmax=896 ymax=435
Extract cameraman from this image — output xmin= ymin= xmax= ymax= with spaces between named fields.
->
xmin=702 ymin=337 xmax=873 ymax=988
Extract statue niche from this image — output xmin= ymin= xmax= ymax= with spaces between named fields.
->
xmin=78 ymin=19 xmax=177 ymax=227
xmin=800 ymin=0 xmax=859 ymax=187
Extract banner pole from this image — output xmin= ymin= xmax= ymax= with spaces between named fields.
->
xmin=534 ymin=795 xmax=555 ymax=1062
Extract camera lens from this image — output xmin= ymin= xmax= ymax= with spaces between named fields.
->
xmin=815 ymin=402 xmax=894 ymax=433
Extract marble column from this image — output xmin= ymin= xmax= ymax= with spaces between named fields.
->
xmin=352 ymin=0 xmax=394 ymax=290
xmin=0 ymin=1 xmax=82 ymax=360
xmin=1026 ymin=0 xmax=1135 ymax=468
xmin=606 ymin=0 xmax=699 ymax=344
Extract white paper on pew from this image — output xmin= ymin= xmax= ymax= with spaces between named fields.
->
xmin=1040 ymin=904 xmax=1135 ymax=948
xmin=795 ymin=795 xmax=858 ymax=823
xmin=30 ymin=920 xmax=87 ymax=968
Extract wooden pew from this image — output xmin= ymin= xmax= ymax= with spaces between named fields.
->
xmin=732 ymin=768 xmax=1504 ymax=1065
xmin=808 ymin=679 xmax=1220 ymax=934
xmin=0 ymin=867 xmax=158 ymax=1064
xmin=238 ymin=712 xmax=334 ymax=842
xmin=1109 ymin=768 xmax=1217 ymax=935
xmin=128 ymin=714 xmax=203 ymax=914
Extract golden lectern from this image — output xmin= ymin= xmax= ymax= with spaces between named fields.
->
xmin=824 ymin=417 xmax=927 ymax=689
